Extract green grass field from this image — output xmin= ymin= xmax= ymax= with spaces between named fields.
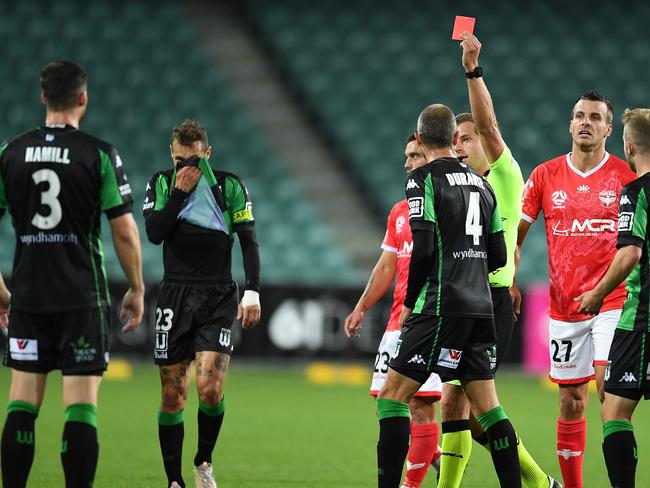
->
xmin=0 ymin=361 xmax=647 ymax=487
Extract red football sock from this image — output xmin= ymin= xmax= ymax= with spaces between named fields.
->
xmin=557 ymin=418 xmax=586 ymax=488
xmin=402 ymin=422 xmax=440 ymax=488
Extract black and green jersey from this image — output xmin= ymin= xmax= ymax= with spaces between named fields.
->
xmin=143 ymin=158 xmax=255 ymax=280
xmin=616 ymin=173 xmax=650 ymax=331
xmin=0 ymin=125 xmax=133 ymax=312
xmin=406 ymin=157 xmax=503 ymax=317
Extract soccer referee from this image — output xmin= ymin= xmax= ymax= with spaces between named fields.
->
xmin=144 ymin=119 xmax=261 ymax=488
xmin=0 ymin=60 xmax=144 ymax=487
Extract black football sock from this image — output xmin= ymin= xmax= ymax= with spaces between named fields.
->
xmin=377 ymin=398 xmax=410 ymax=488
xmin=603 ymin=420 xmax=637 ymax=488
xmin=61 ymin=403 xmax=99 ymax=488
xmin=1 ymin=400 xmax=39 ymax=488
xmin=477 ymin=406 xmax=521 ymax=488
xmin=194 ymin=398 xmax=225 ymax=466
xmin=159 ymin=409 xmax=185 ymax=487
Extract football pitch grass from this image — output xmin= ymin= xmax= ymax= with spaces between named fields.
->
xmin=1 ymin=362 xmax=649 ymax=487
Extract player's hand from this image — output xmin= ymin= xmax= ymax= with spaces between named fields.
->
xmin=120 ymin=287 xmax=144 ymax=333
xmin=238 ymin=303 xmax=261 ymax=330
xmin=0 ymin=288 xmax=10 ymax=331
xmin=398 ymin=306 xmax=412 ymax=329
xmin=510 ymin=285 xmax=522 ymax=322
xmin=175 ymin=166 xmax=202 ymax=193
xmin=344 ymin=307 xmax=365 ymax=337
xmin=574 ymin=289 xmax=604 ymax=315
xmin=460 ymin=32 xmax=481 ymax=72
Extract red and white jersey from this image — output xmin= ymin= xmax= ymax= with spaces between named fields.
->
xmin=381 ymin=200 xmax=412 ymax=331
xmin=522 ymin=152 xmax=636 ymax=322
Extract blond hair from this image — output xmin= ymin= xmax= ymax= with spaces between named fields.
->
xmin=622 ymin=108 xmax=650 ymax=155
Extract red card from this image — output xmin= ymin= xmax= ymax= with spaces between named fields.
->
xmin=452 ymin=15 xmax=476 ymax=40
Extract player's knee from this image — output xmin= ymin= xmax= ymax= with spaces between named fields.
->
xmin=197 ymin=380 xmax=223 ymax=406
xmin=560 ymin=395 xmax=586 ymax=418
xmin=161 ymin=382 xmax=187 ymax=412
xmin=409 ymin=399 xmax=436 ymax=424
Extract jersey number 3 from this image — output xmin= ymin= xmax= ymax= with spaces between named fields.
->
xmin=31 ymin=169 xmax=62 ymax=230
xmin=466 ymin=192 xmax=483 ymax=245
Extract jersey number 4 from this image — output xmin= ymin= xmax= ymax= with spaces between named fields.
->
xmin=466 ymin=192 xmax=483 ymax=245
xmin=31 ymin=169 xmax=62 ymax=230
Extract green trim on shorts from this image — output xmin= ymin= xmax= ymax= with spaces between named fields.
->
xmin=64 ymin=403 xmax=97 ymax=427
xmin=446 ymin=379 xmax=461 ymax=386
xmin=158 ymin=408 xmax=184 ymax=426
xmin=477 ymin=405 xmax=508 ymax=431
xmin=199 ymin=398 xmax=225 ymax=417
xmin=7 ymin=400 xmax=39 ymax=416
xmin=376 ymin=398 xmax=409 ymax=420
xmin=603 ymin=419 xmax=634 ymax=438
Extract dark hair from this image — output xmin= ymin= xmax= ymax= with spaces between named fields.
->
xmin=40 ymin=60 xmax=87 ymax=111
xmin=171 ymin=119 xmax=209 ymax=147
xmin=416 ymin=104 xmax=456 ymax=149
xmin=574 ymin=91 xmax=613 ymax=124
xmin=405 ymin=132 xmax=417 ymax=143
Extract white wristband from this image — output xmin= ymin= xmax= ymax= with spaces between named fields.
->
xmin=241 ymin=290 xmax=260 ymax=308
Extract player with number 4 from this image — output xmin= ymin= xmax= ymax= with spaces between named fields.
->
xmin=515 ymin=92 xmax=635 ymax=488
xmin=143 ymin=119 xmax=261 ymax=488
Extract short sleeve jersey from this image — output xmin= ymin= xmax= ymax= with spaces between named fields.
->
xmin=0 ymin=125 xmax=133 ymax=312
xmin=615 ymin=174 xmax=650 ymax=332
xmin=485 ymin=145 xmax=524 ymax=288
xmin=521 ymin=152 xmax=635 ymax=321
xmin=381 ymin=200 xmax=411 ymax=331
xmin=406 ymin=157 xmax=503 ymax=317
xmin=143 ymin=160 xmax=254 ymax=278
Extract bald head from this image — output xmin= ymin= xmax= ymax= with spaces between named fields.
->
xmin=416 ymin=104 xmax=456 ymax=149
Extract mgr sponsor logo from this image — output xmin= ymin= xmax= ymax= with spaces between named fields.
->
xmin=618 ymin=212 xmax=634 ymax=232
xmin=398 ymin=240 xmax=413 ymax=258
xmin=408 ymin=197 xmax=424 ymax=218
xmin=9 ymin=338 xmax=38 ymax=361
xmin=552 ymin=219 xmax=616 ymax=237
xmin=437 ymin=348 xmax=462 ymax=369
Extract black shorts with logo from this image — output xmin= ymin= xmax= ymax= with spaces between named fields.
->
xmin=154 ymin=278 xmax=238 ymax=365
xmin=604 ymin=328 xmax=650 ymax=401
xmin=389 ymin=313 xmax=497 ymax=384
xmin=4 ymin=306 xmax=111 ymax=375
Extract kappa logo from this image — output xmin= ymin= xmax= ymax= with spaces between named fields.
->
xmin=621 ymin=195 xmax=632 ymax=205
xmin=407 ymin=355 xmax=426 ymax=365
xmin=551 ymin=190 xmax=567 ymax=207
xmin=620 ymin=372 xmax=637 ymax=383
xmin=577 ymin=184 xmax=590 ymax=193
xmin=599 ymin=190 xmax=617 ymax=207
xmin=557 ymin=449 xmax=583 ymax=460
xmin=618 ymin=212 xmax=634 ymax=232
xmin=406 ymin=179 xmax=420 ymax=190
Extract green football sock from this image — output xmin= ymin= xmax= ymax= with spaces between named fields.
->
xmin=438 ymin=420 xmax=472 ymax=488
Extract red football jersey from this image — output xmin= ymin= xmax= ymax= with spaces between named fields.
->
xmin=381 ymin=200 xmax=412 ymax=331
xmin=522 ymin=152 xmax=636 ymax=322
